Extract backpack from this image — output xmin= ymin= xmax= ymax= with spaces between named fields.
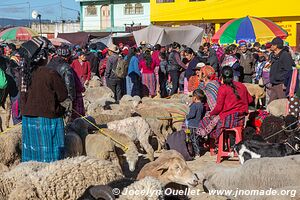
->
xmin=113 ymin=57 xmax=128 ymax=78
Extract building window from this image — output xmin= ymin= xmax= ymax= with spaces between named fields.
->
xmin=102 ymin=10 xmax=110 ymax=17
xmin=124 ymin=3 xmax=134 ymax=15
xmin=85 ymin=5 xmax=97 ymax=16
xmin=156 ymin=0 xmax=174 ymax=3
xmin=135 ymin=3 xmax=144 ymax=15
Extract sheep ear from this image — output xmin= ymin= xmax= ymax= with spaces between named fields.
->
xmin=156 ymin=162 xmax=169 ymax=175
xmin=157 ymin=167 xmax=169 ymax=175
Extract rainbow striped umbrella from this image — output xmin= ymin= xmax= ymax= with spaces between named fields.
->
xmin=212 ymin=16 xmax=288 ymax=44
xmin=0 ymin=27 xmax=39 ymax=41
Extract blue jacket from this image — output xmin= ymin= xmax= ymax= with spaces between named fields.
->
xmin=128 ymin=56 xmax=141 ymax=76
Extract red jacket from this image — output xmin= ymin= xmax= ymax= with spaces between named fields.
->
xmin=151 ymin=50 xmax=161 ymax=67
xmin=210 ymin=81 xmax=252 ymax=119
xmin=139 ymin=59 xmax=155 ymax=74
xmin=71 ymin=59 xmax=91 ymax=83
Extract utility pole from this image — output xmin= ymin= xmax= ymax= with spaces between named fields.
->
xmin=60 ymin=0 xmax=63 ymax=21
xmin=27 ymin=2 xmax=31 ymax=27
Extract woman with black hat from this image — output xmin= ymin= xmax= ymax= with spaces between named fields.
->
xmin=20 ymin=37 xmax=68 ymax=163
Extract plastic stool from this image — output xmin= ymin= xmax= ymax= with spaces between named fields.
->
xmin=216 ymin=127 xmax=243 ymax=163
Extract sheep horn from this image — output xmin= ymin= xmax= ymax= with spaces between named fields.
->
xmin=88 ymin=185 xmax=116 ymax=200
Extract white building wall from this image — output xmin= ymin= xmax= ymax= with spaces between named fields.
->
xmin=113 ymin=3 xmax=150 ymax=30
xmin=82 ymin=4 xmax=101 ymax=31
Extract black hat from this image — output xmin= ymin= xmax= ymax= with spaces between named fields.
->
xmin=271 ymin=37 xmax=284 ymax=49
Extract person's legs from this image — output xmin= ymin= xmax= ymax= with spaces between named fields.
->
xmin=106 ymin=79 xmax=117 ymax=101
xmin=170 ymin=70 xmax=179 ymax=95
xmin=131 ymin=73 xmax=141 ymax=97
xmin=159 ymin=73 xmax=167 ymax=98
xmin=190 ymin=128 xmax=201 ymax=156
xmin=269 ymin=84 xmax=285 ymax=103
xmin=115 ymin=80 xmax=123 ymax=102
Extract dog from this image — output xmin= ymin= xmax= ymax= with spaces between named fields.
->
xmin=243 ymin=78 xmax=266 ymax=109
xmin=234 ymin=131 xmax=300 ymax=164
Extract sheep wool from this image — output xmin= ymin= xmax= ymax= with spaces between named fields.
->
xmin=107 ymin=117 xmax=154 ymax=161
xmin=200 ymin=155 xmax=300 ymax=200
xmin=5 ymin=157 xmax=124 ymax=200
xmin=118 ymin=177 xmax=163 ymax=200
xmin=0 ymin=126 xmax=22 ymax=168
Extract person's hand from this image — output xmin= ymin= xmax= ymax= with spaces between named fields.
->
xmin=84 ymin=80 xmax=89 ymax=87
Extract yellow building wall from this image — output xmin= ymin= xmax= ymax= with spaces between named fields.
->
xmin=150 ymin=0 xmax=300 ymax=23
xmin=276 ymin=21 xmax=300 ymax=47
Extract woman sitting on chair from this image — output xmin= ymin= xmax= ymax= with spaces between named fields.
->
xmin=209 ymin=66 xmax=252 ymax=139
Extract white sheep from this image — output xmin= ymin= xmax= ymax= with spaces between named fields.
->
xmin=197 ymin=155 xmax=300 ymax=200
xmin=137 ymin=150 xmax=199 ymax=187
xmin=267 ymin=98 xmax=289 ymax=117
xmin=118 ymin=177 xmax=163 ymax=200
xmin=135 ymin=106 xmax=173 ymax=152
xmin=0 ymin=125 xmax=22 ymax=168
xmin=85 ymin=133 xmax=121 ymax=171
xmin=107 ymin=117 xmax=154 ymax=161
xmin=5 ymin=156 xmax=124 ymax=200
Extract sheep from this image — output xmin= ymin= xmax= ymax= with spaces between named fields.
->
xmin=4 ymin=156 xmax=124 ymax=200
xmin=197 ymin=155 xmax=300 ymax=200
xmin=243 ymin=82 xmax=266 ymax=108
xmin=107 ymin=117 xmax=154 ymax=162
xmin=69 ymin=116 xmax=142 ymax=172
xmin=0 ymin=125 xmax=22 ymax=168
xmin=85 ymin=133 xmax=121 ymax=171
xmin=118 ymin=177 xmax=163 ymax=200
xmin=64 ymin=131 xmax=83 ymax=158
xmin=267 ymin=98 xmax=289 ymax=117
xmin=134 ymin=106 xmax=173 ymax=152
xmin=137 ymin=150 xmax=199 ymax=187
xmin=86 ymin=129 xmax=141 ymax=172
xmin=79 ymin=177 xmax=163 ymax=200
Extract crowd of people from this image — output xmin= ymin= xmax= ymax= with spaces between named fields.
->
xmin=0 ymin=35 xmax=299 ymax=162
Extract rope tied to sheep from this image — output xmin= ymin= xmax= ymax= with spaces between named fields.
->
xmin=72 ymin=109 xmax=129 ymax=152
xmin=264 ymin=120 xmax=300 ymax=140
xmin=0 ymin=121 xmax=22 ymax=135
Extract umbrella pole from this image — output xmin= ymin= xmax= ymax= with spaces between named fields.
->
xmin=38 ymin=14 xmax=42 ymax=36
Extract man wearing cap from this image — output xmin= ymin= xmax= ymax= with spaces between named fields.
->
xmin=269 ymin=37 xmax=294 ymax=103
xmin=238 ymin=40 xmax=255 ymax=83
xmin=105 ymin=44 xmax=122 ymax=102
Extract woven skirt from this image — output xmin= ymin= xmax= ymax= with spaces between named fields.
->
xmin=22 ymin=116 xmax=65 ymax=163
xmin=142 ymin=73 xmax=156 ymax=97
xmin=212 ymin=113 xmax=245 ymax=139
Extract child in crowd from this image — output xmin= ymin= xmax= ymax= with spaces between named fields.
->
xmin=186 ymin=89 xmax=206 ymax=156
xmin=159 ymin=52 xmax=168 ymax=98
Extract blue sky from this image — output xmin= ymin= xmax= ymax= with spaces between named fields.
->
xmin=0 ymin=0 xmax=80 ymax=21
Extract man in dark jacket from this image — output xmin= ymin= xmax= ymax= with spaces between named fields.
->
xmin=203 ymin=43 xmax=219 ymax=73
xmin=168 ymin=42 xmax=187 ymax=95
xmin=269 ymin=37 xmax=294 ymax=103
xmin=105 ymin=44 xmax=122 ymax=102
xmin=238 ymin=41 xmax=255 ymax=83
xmin=47 ymin=45 xmax=76 ymax=121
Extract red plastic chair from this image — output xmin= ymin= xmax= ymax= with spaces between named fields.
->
xmin=216 ymin=127 xmax=243 ymax=163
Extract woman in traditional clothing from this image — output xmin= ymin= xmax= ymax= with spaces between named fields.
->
xmin=209 ymin=66 xmax=252 ymax=139
xmin=196 ymin=66 xmax=220 ymax=139
xmin=139 ymin=49 xmax=156 ymax=97
xmin=20 ymin=37 xmax=68 ymax=163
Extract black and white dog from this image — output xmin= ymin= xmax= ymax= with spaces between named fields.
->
xmin=234 ymin=131 xmax=300 ymax=164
